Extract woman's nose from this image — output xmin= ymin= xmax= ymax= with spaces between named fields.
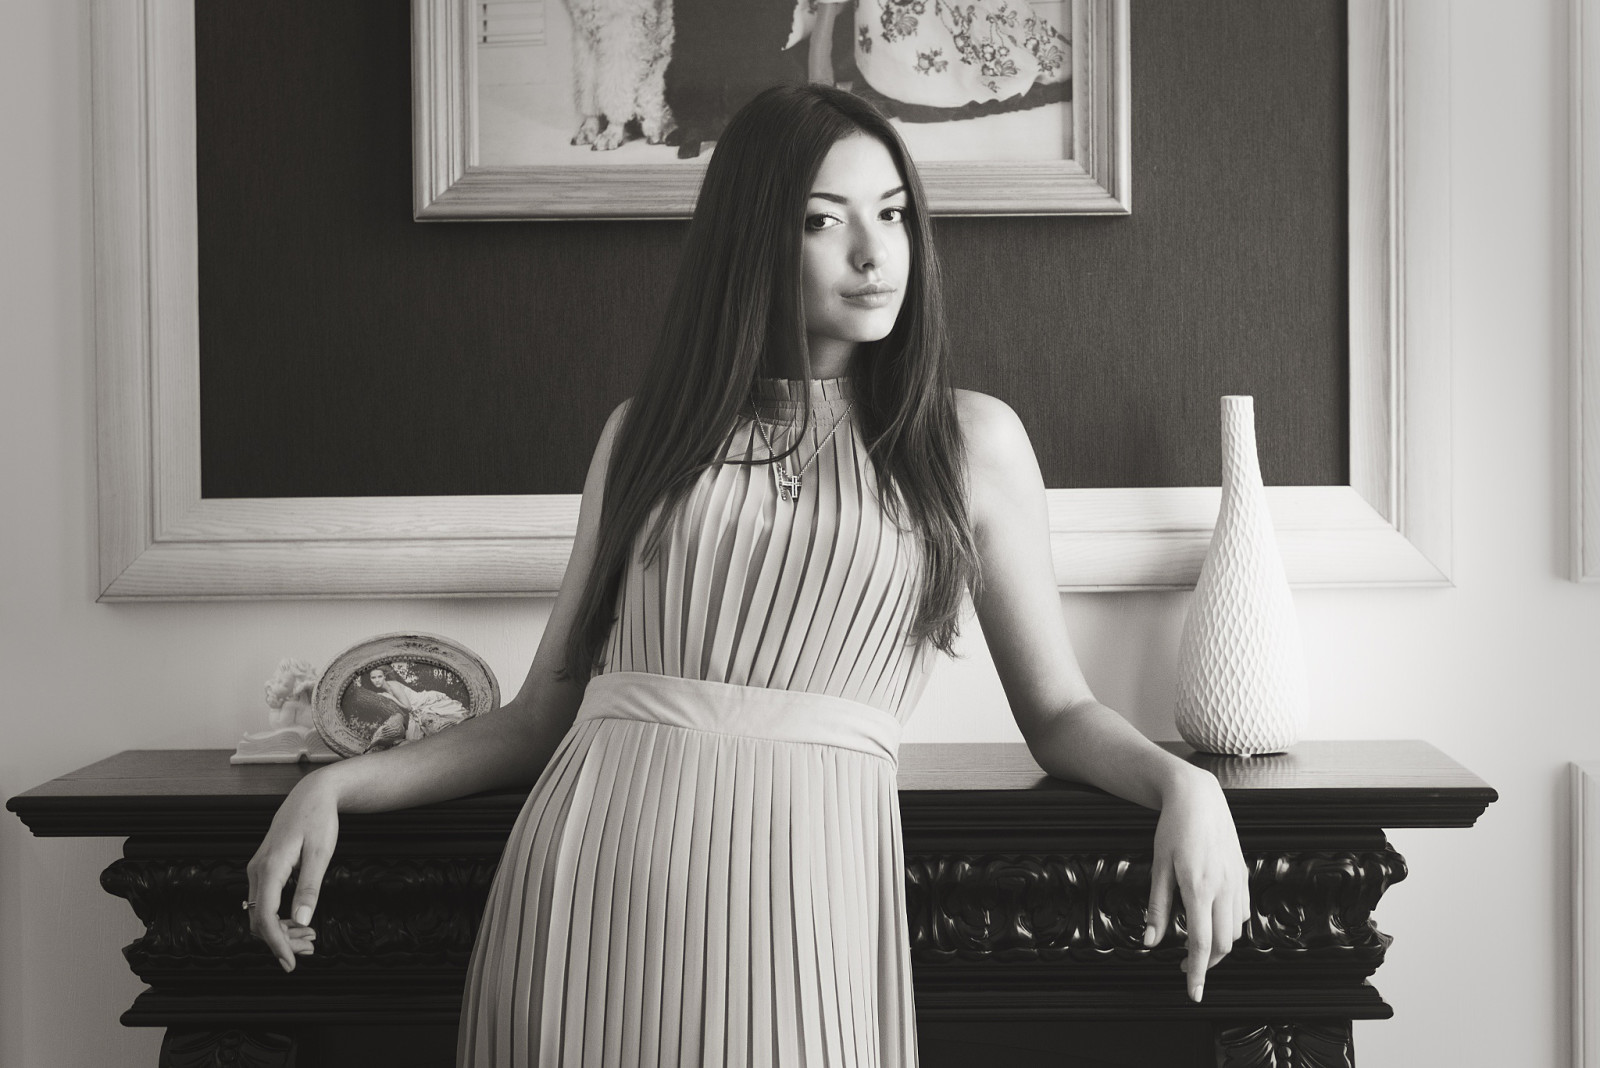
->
xmin=854 ymin=226 xmax=887 ymax=273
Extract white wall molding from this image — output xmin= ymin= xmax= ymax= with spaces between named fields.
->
xmin=93 ymin=0 xmax=1451 ymax=600
xmin=1573 ymin=0 xmax=1600 ymax=580
xmin=1575 ymin=762 xmax=1600 ymax=1067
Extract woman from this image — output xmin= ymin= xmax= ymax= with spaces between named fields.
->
xmin=369 ymin=666 xmax=472 ymax=738
xmin=246 ymin=84 xmax=1248 ymax=1066
xmin=334 ymin=673 xmax=411 ymax=752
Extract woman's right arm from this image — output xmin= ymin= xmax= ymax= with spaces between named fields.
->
xmin=246 ymin=401 xmax=630 ymax=972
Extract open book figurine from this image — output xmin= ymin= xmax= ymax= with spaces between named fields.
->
xmin=233 ymin=657 xmax=340 ymax=764
xmin=231 ymin=723 xmax=340 ymax=765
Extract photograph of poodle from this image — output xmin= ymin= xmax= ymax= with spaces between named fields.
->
xmin=562 ymin=0 xmax=676 ymax=150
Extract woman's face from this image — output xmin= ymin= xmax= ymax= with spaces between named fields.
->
xmin=800 ymin=133 xmax=911 ymax=376
xmin=369 ymin=669 xmax=385 ymax=687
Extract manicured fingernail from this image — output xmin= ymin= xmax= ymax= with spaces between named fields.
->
xmin=1193 ymin=984 xmax=1204 ymax=1002
xmin=280 ymin=958 xmax=292 ymax=973
xmin=1142 ymin=925 xmax=1157 ymax=947
xmin=294 ymin=906 xmax=311 ymax=926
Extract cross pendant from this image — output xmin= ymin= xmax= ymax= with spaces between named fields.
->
xmin=776 ymin=469 xmax=802 ymax=502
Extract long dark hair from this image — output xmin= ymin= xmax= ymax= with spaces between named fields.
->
xmin=563 ymin=84 xmax=977 ymax=681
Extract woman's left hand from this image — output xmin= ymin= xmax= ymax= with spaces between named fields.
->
xmin=1143 ymin=770 xmax=1251 ymax=1002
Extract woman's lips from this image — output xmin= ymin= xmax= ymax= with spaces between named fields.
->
xmin=841 ymin=286 xmax=898 ymax=308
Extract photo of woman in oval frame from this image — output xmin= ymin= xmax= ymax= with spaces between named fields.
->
xmin=312 ymin=634 xmax=499 ymax=758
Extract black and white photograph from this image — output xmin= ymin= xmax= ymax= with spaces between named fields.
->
xmin=474 ymin=0 xmax=1071 ymax=164
xmin=4 ymin=2 xmax=1588 ymax=1067
xmin=335 ymin=662 xmax=475 ymax=754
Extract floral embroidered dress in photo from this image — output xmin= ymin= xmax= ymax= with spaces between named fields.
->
xmin=790 ymin=0 xmax=1070 ymax=114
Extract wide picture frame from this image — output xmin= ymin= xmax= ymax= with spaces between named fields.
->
xmin=91 ymin=0 xmax=1451 ymax=601
xmin=414 ymin=0 xmax=1131 ymax=219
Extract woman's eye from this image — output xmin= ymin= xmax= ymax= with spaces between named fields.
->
xmin=804 ymin=213 xmax=838 ymax=232
xmin=882 ymin=205 xmax=907 ymax=223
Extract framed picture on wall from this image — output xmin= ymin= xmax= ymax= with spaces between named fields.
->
xmin=412 ymin=0 xmax=1130 ymax=218
xmin=89 ymin=1 xmax=1452 ymax=601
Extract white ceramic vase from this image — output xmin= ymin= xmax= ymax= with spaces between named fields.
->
xmin=1174 ymin=396 xmax=1309 ymax=757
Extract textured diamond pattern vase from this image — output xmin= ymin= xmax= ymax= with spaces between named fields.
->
xmin=1175 ymin=396 xmax=1309 ymax=757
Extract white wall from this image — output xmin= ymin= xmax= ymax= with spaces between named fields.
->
xmin=0 ymin=1 xmax=1590 ymax=1065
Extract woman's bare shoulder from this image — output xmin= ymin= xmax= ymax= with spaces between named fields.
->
xmin=592 ymin=397 xmax=633 ymax=461
xmin=568 ymin=398 xmax=634 ymax=510
xmin=604 ymin=397 xmax=633 ymax=435
xmin=952 ymin=388 xmax=1035 ymax=475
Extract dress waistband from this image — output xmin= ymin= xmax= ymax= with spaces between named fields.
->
xmin=578 ymin=672 xmax=902 ymax=765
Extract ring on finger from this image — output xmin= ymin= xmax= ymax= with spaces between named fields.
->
xmin=241 ymin=899 xmax=256 ymax=911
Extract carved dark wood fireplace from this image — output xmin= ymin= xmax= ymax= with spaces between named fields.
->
xmin=8 ymin=741 xmax=1493 ymax=1067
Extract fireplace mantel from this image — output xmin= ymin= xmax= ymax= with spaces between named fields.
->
xmin=9 ymin=740 xmax=1494 ymax=1068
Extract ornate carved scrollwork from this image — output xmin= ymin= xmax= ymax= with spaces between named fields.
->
xmin=159 ymin=1029 xmax=296 ymax=1068
xmin=101 ymin=855 xmax=500 ymax=973
xmin=1215 ymin=1021 xmax=1354 ymax=1068
xmin=1244 ymin=851 xmax=1407 ymax=957
xmin=903 ymin=854 xmax=1147 ymax=962
xmin=105 ymin=845 xmax=1407 ymax=995
xmin=903 ymin=849 xmax=1406 ymax=964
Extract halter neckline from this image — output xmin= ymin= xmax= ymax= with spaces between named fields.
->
xmin=752 ymin=376 xmax=853 ymax=409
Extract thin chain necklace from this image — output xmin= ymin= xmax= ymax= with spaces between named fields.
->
xmin=749 ymin=400 xmax=854 ymax=503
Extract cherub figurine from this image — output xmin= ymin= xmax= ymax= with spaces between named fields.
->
xmin=263 ymin=658 xmax=318 ymax=730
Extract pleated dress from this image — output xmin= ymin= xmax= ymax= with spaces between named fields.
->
xmin=458 ymin=377 xmax=933 ymax=1068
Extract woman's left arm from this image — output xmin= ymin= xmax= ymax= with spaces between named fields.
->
xmin=958 ymin=391 xmax=1250 ymax=1002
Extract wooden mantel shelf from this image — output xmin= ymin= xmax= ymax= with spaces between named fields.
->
xmin=11 ymin=740 xmax=1494 ymax=836
xmin=8 ymin=740 xmax=1495 ymax=1068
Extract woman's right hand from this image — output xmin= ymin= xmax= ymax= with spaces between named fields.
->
xmin=246 ymin=773 xmax=341 ymax=972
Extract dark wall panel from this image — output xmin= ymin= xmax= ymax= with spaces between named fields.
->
xmin=196 ymin=1 xmax=1346 ymax=498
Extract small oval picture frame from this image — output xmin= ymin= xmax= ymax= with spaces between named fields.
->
xmin=312 ymin=633 xmax=499 ymax=759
